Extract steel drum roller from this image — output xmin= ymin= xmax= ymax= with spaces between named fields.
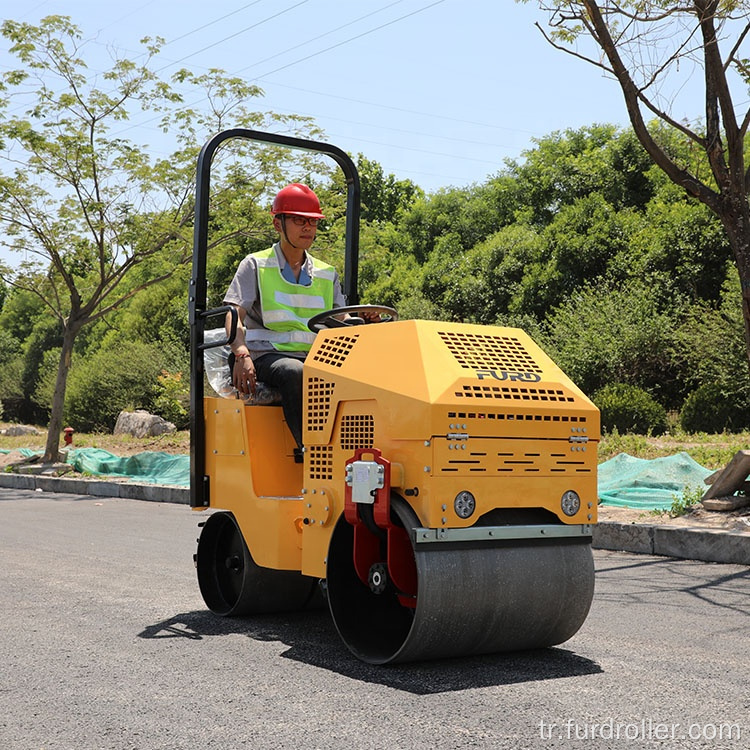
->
xmin=326 ymin=500 xmax=595 ymax=664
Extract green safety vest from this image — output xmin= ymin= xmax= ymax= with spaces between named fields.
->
xmin=249 ymin=247 xmax=336 ymax=352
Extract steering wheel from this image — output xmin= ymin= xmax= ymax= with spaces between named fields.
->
xmin=307 ymin=304 xmax=398 ymax=333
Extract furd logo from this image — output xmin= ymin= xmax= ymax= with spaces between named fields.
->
xmin=476 ymin=369 xmax=542 ymax=383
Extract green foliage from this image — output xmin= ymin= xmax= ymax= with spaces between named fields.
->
xmin=0 ymin=328 xmax=23 ymax=417
xmin=593 ymin=383 xmax=668 ymax=435
xmin=679 ymin=383 xmax=750 ymax=433
xmin=357 ymin=154 xmax=421 ymax=223
xmin=64 ymin=342 xmax=166 ymax=432
xmin=542 ymin=280 xmax=681 ymax=406
xmin=506 ymin=125 xmax=655 ymax=225
xmin=30 ymin=347 xmax=61 ymax=416
xmin=672 ymin=272 xmax=749 ymax=396
xmin=632 ymin=198 xmax=730 ymax=301
xmin=153 ymin=370 xmax=190 ymax=430
xmin=669 ymin=485 xmax=704 ymax=518
xmin=597 ymin=429 xmax=653 ymax=463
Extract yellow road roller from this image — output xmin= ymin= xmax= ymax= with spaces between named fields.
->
xmin=189 ymin=130 xmax=599 ymax=664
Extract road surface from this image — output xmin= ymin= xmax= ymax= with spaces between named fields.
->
xmin=1 ymin=489 xmax=748 ymax=749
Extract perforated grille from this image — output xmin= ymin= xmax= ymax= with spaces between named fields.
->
xmin=340 ymin=415 xmax=375 ymax=452
xmin=439 ymin=448 xmax=592 ymax=475
xmin=439 ymin=331 xmax=543 ymax=373
xmin=447 ymin=410 xmax=586 ymax=423
xmin=306 ymin=378 xmax=335 ymax=432
xmin=435 ymin=439 xmax=593 ymax=476
xmin=456 ymin=385 xmax=574 ymax=402
xmin=311 ymin=334 xmax=359 ymax=368
xmin=307 ymin=446 xmax=333 ymax=480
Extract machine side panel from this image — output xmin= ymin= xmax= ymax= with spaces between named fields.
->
xmin=203 ymin=397 xmax=304 ymax=571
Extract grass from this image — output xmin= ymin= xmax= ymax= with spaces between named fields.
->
xmin=0 ymin=424 xmax=190 ymax=457
xmin=2 ymin=421 xmax=748 ymax=469
xmin=598 ymin=428 xmax=750 ymax=469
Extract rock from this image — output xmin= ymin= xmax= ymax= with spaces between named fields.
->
xmin=0 ymin=450 xmax=41 ymax=468
xmin=702 ymin=450 xmax=750 ymax=500
xmin=113 ymin=410 xmax=176 ymax=439
xmin=2 ymin=424 xmax=40 ymax=437
xmin=701 ymin=495 xmax=750 ymax=512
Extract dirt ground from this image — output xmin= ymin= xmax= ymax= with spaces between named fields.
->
xmin=598 ymin=504 xmax=750 ymax=533
xmin=3 ymin=422 xmax=750 ymax=533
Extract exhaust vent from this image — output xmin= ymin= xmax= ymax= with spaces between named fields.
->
xmin=456 ymin=385 xmax=574 ymax=402
xmin=439 ymin=331 xmax=543 ymax=374
xmin=311 ymin=334 xmax=359 ymax=368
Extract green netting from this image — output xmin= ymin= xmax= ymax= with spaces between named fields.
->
xmin=2 ymin=447 xmax=712 ymax=506
xmin=0 ymin=448 xmax=40 ymax=458
xmin=597 ymin=451 xmax=711 ymax=510
xmin=66 ymin=448 xmax=190 ymax=486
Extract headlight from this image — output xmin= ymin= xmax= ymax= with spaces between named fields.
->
xmin=561 ymin=490 xmax=581 ymax=517
xmin=454 ymin=490 xmax=476 ymax=519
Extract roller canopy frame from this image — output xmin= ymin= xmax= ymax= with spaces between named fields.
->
xmin=189 ymin=129 xmax=361 ymax=508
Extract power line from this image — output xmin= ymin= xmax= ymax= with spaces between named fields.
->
xmin=162 ymin=0 xmax=268 ymax=47
xmin=233 ymin=0 xmax=407 ymax=74
xmin=261 ymin=79 xmax=541 ymax=137
xmin=244 ymin=0 xmax=448 ymax=81
xmin=4 ymin=1 xmax=519 ymax=186
xmin=154 ymin=0 xmax=310 ymax=74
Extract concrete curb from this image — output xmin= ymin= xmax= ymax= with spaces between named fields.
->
xmin=1 ymin=472 xmax=748 ymax=566
xmin=592 ymin=521 xmax=750 ymax=566
xmin=0 ymin=472 xmax=189 ymax=504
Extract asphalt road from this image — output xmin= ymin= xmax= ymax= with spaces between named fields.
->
xmin=1 ymin=488 xmax=748 ymax=750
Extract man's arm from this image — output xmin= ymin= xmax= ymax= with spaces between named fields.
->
xmin=225 ymin=305 xmax=257 ymax=396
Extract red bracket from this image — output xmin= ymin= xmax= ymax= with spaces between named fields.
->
xmin=344 ymin=448 xmax=417 ymax=605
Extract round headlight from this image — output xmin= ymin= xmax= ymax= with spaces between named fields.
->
xmin=454 ymin=490 xmax=476 ymax=519
xmin=561 ymin=490 xmax=581 ymax=517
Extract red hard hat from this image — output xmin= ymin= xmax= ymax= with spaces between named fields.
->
xmin=271 ymin=183 xmax=325 ymax=219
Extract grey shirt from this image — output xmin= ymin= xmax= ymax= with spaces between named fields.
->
xmin=223 ymin=242 xmax=346 ymax=360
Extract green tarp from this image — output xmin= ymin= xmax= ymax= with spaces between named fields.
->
xmin=597 ymin=451 xmax=712 ymax=510
xmin=66 ymin=448 xmax=190 ymax=486
xmin=2 ymin=448 xmax=713 ymax=506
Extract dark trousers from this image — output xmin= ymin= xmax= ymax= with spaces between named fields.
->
xmin=254 ymin=352 xmax=305 ymax=449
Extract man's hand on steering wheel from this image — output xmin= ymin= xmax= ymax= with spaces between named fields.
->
xmin=307 ymin=304 xmax=398 ymax=332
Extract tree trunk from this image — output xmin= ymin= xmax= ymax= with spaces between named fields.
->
xmin=718 ymin=198 xmax=750 ymax=374
xmin=42 ymin=321 xmax=80 ymax=463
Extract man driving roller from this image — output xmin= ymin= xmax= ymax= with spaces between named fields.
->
xmin=223 ymin=183 xmax=345 ymax=461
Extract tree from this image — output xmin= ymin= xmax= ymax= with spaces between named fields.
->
xmin=0 ymin=17 xmax=319 ymax=460
xmin=357 ymin=154 xmax=421 ymax=222
xmin=527 ymin=1 xmax=750 ymax=368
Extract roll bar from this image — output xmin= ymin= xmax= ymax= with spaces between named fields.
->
xmin=189 ymin=128 xmax=361 ymax=507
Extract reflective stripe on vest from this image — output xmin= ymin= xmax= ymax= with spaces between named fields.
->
xmin=253 ymin=247 xmax=335 ymax=352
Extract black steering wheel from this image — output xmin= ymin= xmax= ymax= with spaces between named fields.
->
xmin=307 ymin=304 xmax=398 ymax=333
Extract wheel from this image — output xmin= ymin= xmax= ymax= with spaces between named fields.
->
xmin=196 ymin=512 xmax=319 ymax=616
xmin=326 ymin=498 xmax=595 ymax=664
xmin=307 ymin=304 xmax=398 ymax=332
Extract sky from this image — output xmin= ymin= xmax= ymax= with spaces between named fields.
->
xmin=3 ymin=0 xmax=710 ymax=194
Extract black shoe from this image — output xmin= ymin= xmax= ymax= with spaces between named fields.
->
xmin=294 ymin=448 xmax=304 ymax=464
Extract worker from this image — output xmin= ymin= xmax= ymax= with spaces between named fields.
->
xmin=223 ymin=183 xmax=346 ymax=461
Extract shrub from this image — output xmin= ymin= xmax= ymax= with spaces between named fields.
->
xmin=153 ymin=370 xmax=189 ymax=430
xmin=593 ymin=383 xmax=668 ymax=435
xmin=679 ymin=383 xmax=750 ymax=433
xmin=65 ymin=341 xmax=166 ymax=432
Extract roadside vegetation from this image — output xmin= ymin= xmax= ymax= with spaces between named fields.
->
xmin=2 ymin=18 xmax=750 ymax=459
xmin=2 ymin=422 xmax=748 ymax=473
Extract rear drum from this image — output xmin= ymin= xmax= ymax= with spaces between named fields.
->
xmin=196 ymin=511 xmax=319 ymax=616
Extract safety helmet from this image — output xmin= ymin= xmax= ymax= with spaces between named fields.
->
xmin=271 ymin=183 xmax=325 ymax=219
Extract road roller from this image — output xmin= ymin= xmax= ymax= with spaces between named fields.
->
xmin=189 ymin=129 xmax=599 ymax=664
